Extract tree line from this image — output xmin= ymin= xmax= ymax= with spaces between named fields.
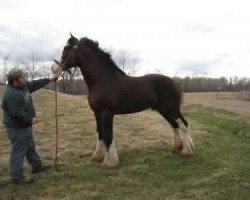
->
xmin=43 ymin=76 xmax=250 ymax=95
xmin=174 ymin=76 xmax=250 ymax=92
xmin=1 ymin=51 xmax=250 ymax=94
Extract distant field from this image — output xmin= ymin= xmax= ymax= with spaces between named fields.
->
xmin=0 ymin=87 xmax=249 ymax=200
xmin=184 ymin=92 xmax=250 ymax=119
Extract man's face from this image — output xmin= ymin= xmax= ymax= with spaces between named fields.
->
xmin=13 ymin=76 xmax=27 ymax=87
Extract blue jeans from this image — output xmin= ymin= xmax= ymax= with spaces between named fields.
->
xmin=6 ymin=126 xmax=42 ymax=179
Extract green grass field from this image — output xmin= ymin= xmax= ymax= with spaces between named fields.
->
xmin=0 ymin=88 xmax=250 ymax=200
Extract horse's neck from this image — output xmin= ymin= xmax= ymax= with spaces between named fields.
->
xmin=79 ymin=65 xmax=95 ymax=89
xmin=79 ymin=62 xmax=122 ymax=90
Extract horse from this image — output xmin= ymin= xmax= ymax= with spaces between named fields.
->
xmin=54 ymin=33 xmax=194 ymax=169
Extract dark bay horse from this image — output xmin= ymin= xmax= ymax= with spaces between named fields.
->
xmin=55 ymin=33 xmax=194 ymax=168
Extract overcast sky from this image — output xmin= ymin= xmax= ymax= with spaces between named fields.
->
xmin=0 ymin=0 xmax=250 ymax=77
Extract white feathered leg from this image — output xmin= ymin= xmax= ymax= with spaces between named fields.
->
xmin=101 ymin=142 xmax=119 ymax=169
xmin=176 ymin=119 xmax=194 ymax=156
xmin=91 ymin=136 xmax=106 ymax=162
xmin=172 ymin=128 xmax=183 ymax=153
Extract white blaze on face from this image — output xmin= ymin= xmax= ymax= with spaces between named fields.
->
xmin=51 ymin=63 xmax=62 ymax=75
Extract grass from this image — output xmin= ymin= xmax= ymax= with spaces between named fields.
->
xmin=0 ymin=87 xmax=250 ymax=199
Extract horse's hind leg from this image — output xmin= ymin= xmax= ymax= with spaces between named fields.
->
xmin=91 ymin=113 xmax=106 ymax=162
xmin=159 ymin=109 xmax=194 ymax=156
xmin=176 ymin=112 xmax=194 ymax=156
xmin=159 ymin=111 xmax=183 ymax=154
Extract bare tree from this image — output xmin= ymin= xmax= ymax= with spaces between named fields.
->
xmin=154 ymin=68 xmax=163 ymax=74
xmin=38 ymin=64 xmax=51 ymax=78
xmin=1 ymin=54 xmax=10 ymax=84
xmin=29 ymin=52 xmax=40 ymax=80
xmin=113 ymin=50 xmax=141 ymax=75
xmin=20 ymin=51 xmax=41 ymax=80
xmin=51 ymin=47 xmax=63 ymax=61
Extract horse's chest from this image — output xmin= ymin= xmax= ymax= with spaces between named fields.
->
xmin=87 ymin=95 xmax=95 ymax=111
xmin=88 ymin=92 xmax=117 ymax=112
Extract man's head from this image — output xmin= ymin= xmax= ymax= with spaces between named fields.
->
xmin=7 ymin=68 xmax=27 ymax=87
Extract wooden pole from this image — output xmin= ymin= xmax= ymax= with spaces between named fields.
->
xmin=54 ymin=80 xmax=59 ymax=169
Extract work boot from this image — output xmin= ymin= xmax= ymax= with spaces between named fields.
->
xmin=12 ymin=176 xmax=34 ymax=185
xmin=32 ymin=164 xmax=51 ymax=174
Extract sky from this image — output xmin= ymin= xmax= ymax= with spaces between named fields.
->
xmin=0 ymin=0 xmax=250 ymax=77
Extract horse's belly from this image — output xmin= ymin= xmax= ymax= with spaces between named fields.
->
xmin=114 ymin=106 xmax=149 ymax=114
xmin=113 ymin=98 xmax=153 ymax=114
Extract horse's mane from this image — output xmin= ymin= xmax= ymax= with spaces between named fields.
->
xmin=79 ymin=37 xmax=126 ymax=76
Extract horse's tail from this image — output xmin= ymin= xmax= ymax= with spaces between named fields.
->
xmin=177 ymin=110 xmax=188 ymax=128
xmin=173 ymin=79 xmax=183 ymax=105
xmin=172 ymin=81 xmax=187 ymax=127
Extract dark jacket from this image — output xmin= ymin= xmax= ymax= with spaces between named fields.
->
xmin=1 ymin=78 xmax=50 ymax=128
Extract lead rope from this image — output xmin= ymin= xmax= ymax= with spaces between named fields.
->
xmin=54 ymin=79 xmax=59 ymax=169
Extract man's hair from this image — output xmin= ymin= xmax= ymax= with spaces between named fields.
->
xmin=7 ymin=68 xmax=25 ymax=85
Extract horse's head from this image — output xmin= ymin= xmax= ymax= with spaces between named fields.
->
xmin=54 ymin=33 xmax=81 ymax=73
xmin=52 ymin=33 xmax=79 ymax=74
xmin=53 ymin=34 xmax=117 ymax=77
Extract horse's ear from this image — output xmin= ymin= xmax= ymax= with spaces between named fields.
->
xmin=69 ymin=32 xmax=79 ymax=43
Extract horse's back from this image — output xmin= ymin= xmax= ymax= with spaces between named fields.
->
xmin=129 ymin=74 xmax=181 ymax=96
xmin=121 ymin=74 xmax=182 ymax=108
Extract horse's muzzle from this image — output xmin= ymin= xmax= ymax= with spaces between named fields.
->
xmin=51 ymin=59 xmax=63 ymax=75
xmin=52 ymin=59 xmax=73 ymax=75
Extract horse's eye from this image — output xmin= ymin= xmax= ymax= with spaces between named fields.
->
xmin=64 ymin=45 xmax=71 ymax=51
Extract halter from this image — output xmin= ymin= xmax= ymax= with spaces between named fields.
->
xmin=54 ymin=45 xmax=78 ymax=77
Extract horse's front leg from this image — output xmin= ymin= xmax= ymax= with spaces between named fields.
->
xmin=100 ymin=112 xmax=119 ymax=169
xmin=91 ymin=112 xmax=106 ymax=162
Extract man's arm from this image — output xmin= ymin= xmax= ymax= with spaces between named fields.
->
xmin=27 ymin=75 xmax=59 ymax=93
xmin=6 ymin=97 xmax=33 ymax=126
xmin=26 ymin=78 xmax=50 ymax=93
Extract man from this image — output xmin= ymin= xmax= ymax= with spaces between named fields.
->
xmin=1 ymin=68 xmax=58 ymax=185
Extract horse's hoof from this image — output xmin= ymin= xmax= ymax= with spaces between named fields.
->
xmin=180 ymin=137 xmax=194 ymax=157
xmin=91 ymin=140 xmax=106 ymax=162
xmin=171 ymin=149 xmax=180 ymax=155
xmin=100 ymin=155 xmax=119 ymax=169
xmin=180 ymin=148 xmax=194 ymax=157
xmin=101 ymin=161 xmax=118 ymax=169
xmin=91 ymin=155 xmax=104 ymax=162
xmin=171 ymin=144 xmax=183 ymax=154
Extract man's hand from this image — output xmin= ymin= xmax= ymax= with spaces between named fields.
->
xmin=32 ymin=118 xmax=38 ymax=125
xmin=50 ymin=74 xmax=59 ymax=81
